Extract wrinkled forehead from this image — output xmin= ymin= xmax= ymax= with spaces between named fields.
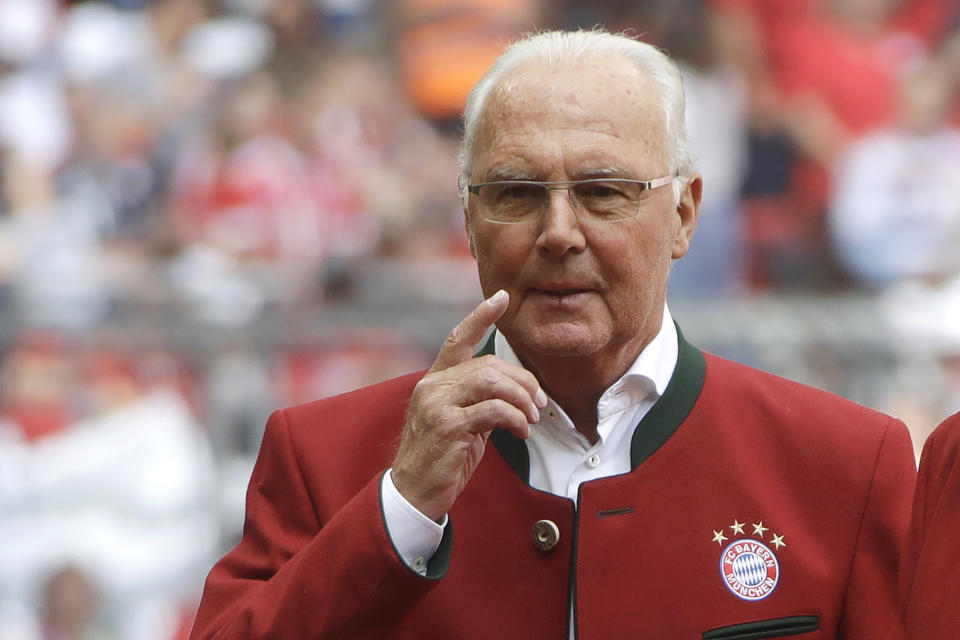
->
xmin=471 ymin=58 xmax=669 ymax=170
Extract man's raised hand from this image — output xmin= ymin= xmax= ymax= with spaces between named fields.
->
xmin=391 ymin=290 xmax=547 ymax=522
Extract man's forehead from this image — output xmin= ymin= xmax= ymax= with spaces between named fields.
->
xmin=471 ymin=58 xmax=668 ymax=173
xmin=490 ymin=57 xmax=650 ymax=103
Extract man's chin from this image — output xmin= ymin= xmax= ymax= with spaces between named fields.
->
xmin=508 ymin=323 xmax=607 ymax=359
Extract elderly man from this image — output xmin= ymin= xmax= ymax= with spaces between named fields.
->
xmin=189 ymin=30 xmax=915 ymax=639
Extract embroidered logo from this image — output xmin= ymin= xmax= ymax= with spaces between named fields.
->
xmin=712 ymin=519 xmax=785 ymax=601
xmin=720 ymin=538 xmax=779 ymax=600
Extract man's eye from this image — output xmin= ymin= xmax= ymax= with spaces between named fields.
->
xmin=576 ymin=183 xmax=625 ymax=199
xmin=498 ymin=184 xmax=543 ymax=201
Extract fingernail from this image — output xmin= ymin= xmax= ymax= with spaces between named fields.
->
xmin=530 ymin=405 xmax=540 ymax=424
xmin=487 ymin=289 xmax=507 ymax=306
xmin=535 ymin=388 xmax=548 ymax=408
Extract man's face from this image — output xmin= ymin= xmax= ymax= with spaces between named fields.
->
xmin=465 ymin=58 xmax=700 ymax=365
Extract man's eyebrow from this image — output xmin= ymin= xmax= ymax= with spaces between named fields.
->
xmin=571 ymin=167 xmax=634 ymax=180
xmin=483 ymin=167 xmax=538 ymax=182
xmin=481 ymin=166 xmax=637 ymax=182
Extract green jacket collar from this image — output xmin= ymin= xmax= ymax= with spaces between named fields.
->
xmin=482 ymin=326 xmax=706 ymax=482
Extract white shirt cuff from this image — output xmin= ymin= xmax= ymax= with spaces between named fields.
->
xmin=381 ymin=469 xmax=446 ymax=574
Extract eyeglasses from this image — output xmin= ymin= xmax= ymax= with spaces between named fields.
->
xmin=467 ymin=175 xmax=675 ymax=224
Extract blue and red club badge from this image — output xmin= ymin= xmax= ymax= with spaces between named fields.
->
xmin=711 ymin=520 xmax=786 ymax=601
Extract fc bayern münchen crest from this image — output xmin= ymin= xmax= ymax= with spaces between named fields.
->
xmin=719 ymin=538 xmax=780 ymax=601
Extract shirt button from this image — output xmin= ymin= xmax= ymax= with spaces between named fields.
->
xmin=411 ymin=556 xmax=426 ymax=571
xmin=587 ymin=453 xmax=601 ymax=468
xmin=531 ymin=519 xmax=560 ymax=552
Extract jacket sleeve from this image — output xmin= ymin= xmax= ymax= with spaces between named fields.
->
xmin=838 ymin=417 xmax=917 ymax=639
xmin=189 ymin=409 xmax=451 ymax=639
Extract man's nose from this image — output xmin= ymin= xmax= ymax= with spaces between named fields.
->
xmin=535 ymin=189 xmax=587 ymax=257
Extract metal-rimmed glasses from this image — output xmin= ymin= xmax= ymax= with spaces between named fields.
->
xmin=467 ymin=175 xmax=675 ymax=224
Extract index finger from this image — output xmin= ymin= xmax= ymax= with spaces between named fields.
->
xmin=432 ymin=289 xmax=509 ymax=372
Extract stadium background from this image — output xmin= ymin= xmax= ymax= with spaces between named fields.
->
xmin=0 ymin=0 xmax=958 ymax=637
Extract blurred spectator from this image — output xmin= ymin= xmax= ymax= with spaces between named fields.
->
xmin=299 ymin=50 xmax=464 ymax=259
xmin=656 ymin=0 xmax=750 ymax=297
xmin=0 ymin=0 xmax=205 ymax=329
xmin=711 ymin=0 xmax=949 ymax=289
xmin=0 ymin=337 xmax=218 ymax=640
xmin=40 ymin=566 xmax=112 ymax=640
xmin=0 ymin=333 xmax=76 ymax=442
xmin=204 ymin=345 xmax=273 ymax=460
xmin=830 ymin=59 xmax=960 ymax=289
xmin=941 ymin=14 xmax=960 ymax=124
xmin=0 ymin=0 xmax=69 ymax=173
xmin=393 ymin=0 xmax=542 ymax=127
xmin=169 ymin=70 xmax=322 ymax=265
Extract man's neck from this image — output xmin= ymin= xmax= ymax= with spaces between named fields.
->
xmin=493 ymin=305 xmax=676 ymax=445
xmin=516 ymin=336 xmax=652 ymax=444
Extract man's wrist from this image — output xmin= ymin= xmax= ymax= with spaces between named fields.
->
xmin=381 ymin=469 xmax=446 ymax=574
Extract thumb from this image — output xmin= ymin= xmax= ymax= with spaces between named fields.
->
xmin=432 ymin=290 xmax=508 ymax=372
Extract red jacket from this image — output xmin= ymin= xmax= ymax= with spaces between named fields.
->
xmin=190 ymin=335 xmax=915 ymax=639
xmin=899 ymin=412 xmax=960 ymax=639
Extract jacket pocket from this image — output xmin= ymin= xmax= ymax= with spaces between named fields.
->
xmin=702 ymin=615 xmax=819 ymax=640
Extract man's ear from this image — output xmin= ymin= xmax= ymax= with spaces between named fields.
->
xmin=672 ymin=173 xmax=702 ymax=260
xmin=458 ymin=175 xmax=479 ymax=259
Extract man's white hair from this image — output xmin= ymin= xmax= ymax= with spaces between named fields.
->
xmin=459 ymin=29 xmax=693 ymax=204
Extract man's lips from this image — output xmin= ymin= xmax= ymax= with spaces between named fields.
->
xmin=527 ymin=287 xmax=599 ymax=306
xmin=534 ymin=288 xmax=591 ymax=297
xmin=530 ymin=282 xmax=597 ymax=295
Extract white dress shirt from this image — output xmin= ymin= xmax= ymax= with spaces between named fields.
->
xmin=382 ymin=305 xmax=679 ymax=573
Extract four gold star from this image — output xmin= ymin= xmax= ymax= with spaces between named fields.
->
xmin=713 ymin=518 xmax=785 ymax=550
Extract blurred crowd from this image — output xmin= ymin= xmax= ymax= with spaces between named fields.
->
xmin=0 ymin=0 xmax=958 ymax=638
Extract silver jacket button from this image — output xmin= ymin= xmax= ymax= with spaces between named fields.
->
xmin=531 ymin=519 xmax=560 ymax=551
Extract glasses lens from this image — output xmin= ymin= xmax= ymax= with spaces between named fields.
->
xmin=571 ymin=180 xmax=642 ymax=220
xmin=475 ymin=179 xmax=649 ymax=223
xmin=479 ymin=182 xmax=547 ymax=222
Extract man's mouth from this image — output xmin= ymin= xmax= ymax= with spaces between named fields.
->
xmin=540 ymin=289 xmax=589 ymax=297
xmin=530 ymin=286 xmax=597 ymax=302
